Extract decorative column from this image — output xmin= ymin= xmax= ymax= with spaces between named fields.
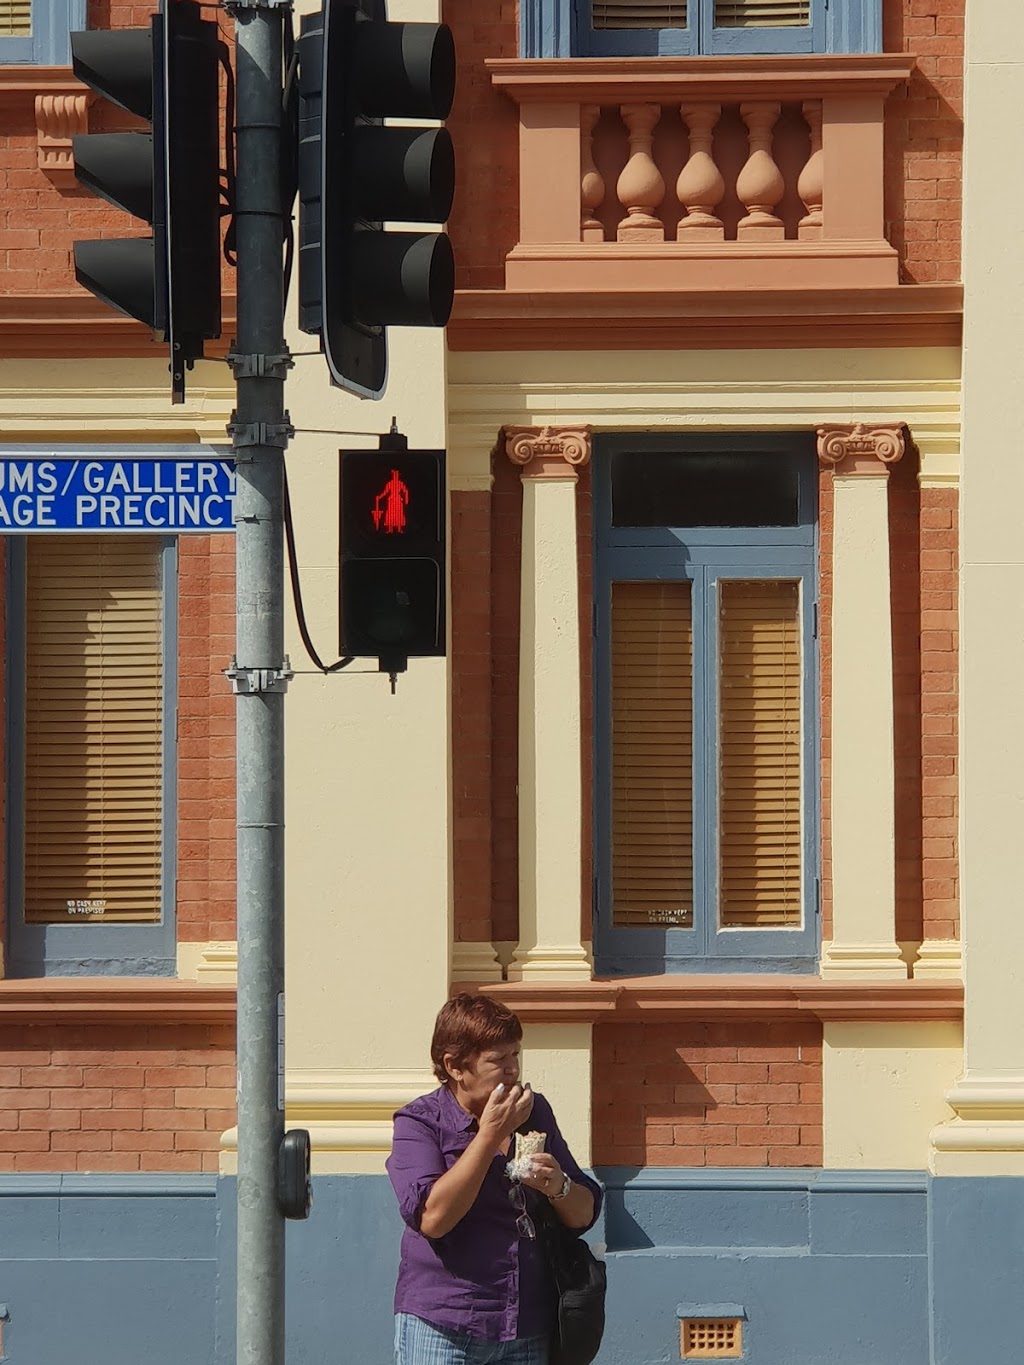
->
xmin=797 ymin=100 xmax=824 ymax=240
xmin=616 ymin=104 xmax=665 ymax=241
xmin=736 ymin=101 xmax=785 ymax=241
xmin=503 ymin=425 xmax=593 ymax=981
xmin=676 ymin=103 xmax=725 ymax=241
xmin=818 ymin=424 xmax=908 ymax=978
xmin=580 ymin=104 xmax=606 ymax=242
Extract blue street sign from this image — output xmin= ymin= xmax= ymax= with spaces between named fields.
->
xmin=0 ymin=457 xmax=236 ymax=532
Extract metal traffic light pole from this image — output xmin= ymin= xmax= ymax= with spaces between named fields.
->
xmin=225 ymin=0 xmax=293 ymax=1360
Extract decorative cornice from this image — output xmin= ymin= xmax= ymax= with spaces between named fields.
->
xmin=0 ymin=978 xmax=235 ymax=1024
xmin=817 ymin=422 xmax=908 ymax=473
xmin=502 ymin=424 xmax=592 ymax=479
xmin=448 ymin=285 xmax=964 ymax=353
xmin=0 ymin=293 xmax=238 ymax=359
xmin=463 ymin=977 xmax=963 ymax=1024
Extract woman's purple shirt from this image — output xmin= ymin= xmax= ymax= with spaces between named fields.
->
xmin=386 ymin=1086 xmax=602 ymax=1342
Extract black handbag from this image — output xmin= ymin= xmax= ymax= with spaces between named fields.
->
xmin=529 ymin=1189 xmax=607 ymax=1365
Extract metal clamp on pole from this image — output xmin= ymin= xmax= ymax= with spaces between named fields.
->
xmin=226 ymin=349 xmax=295 ymax=381
xmin=227 ymin=412 xmax=296 ymax=449
xmin=226 ymin=656 xmax=294 ymax=695
xmin=224 ymin=0 xmax=294 ymax=12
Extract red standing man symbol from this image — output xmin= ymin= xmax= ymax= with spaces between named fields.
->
xmin=372 ymin=468 xmax=410 ymax=534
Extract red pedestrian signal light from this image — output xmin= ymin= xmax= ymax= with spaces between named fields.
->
xmin=340 ymin=435 xmax=445 ymax=673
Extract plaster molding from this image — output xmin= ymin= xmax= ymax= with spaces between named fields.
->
xmin=219 ymin=1068 xmax=436 ymax=1172
xmin=465 ymin=977 xmax=962 ymax=1022
xmin=816 ymin=422 xmax=908 ymax=473
xmin=931 ymin=1075 xmax=1024 ymax=1172
xmin=502 ymin=424 xmax=592 ymax=479
xmin=820 ymin=942 xmax=909 ymax=980
xmin=506 ymin=943 xmax=594 ymax=982
xmin=451 ymin=940 xmax=504 ymax=984
xmin=34 ymin=91 xmax=88 ymax=186
xmin=912 ymin=939 xmax=963 ymax=981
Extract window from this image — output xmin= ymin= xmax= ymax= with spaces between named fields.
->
xmin=594 ymin=434 xmax=818 ymax=975
xmin=0 ymin=0 xmax=86 ymax=65
xmin=522 ymin=0 xmax=879 ymax=57
xmin=6 ymin=535 xmax=177 ymax=976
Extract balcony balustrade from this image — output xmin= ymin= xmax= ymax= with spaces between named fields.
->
xmin=487 ymin=54 xmax=916 ymax=294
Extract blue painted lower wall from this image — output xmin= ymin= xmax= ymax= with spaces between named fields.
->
xmin=0 ymin=1168 xmax=1020 ymax=1364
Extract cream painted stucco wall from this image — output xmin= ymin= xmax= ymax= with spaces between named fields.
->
xmin=521 ymin=1024 xmax=593 ymax=1169
xmin=929 ymin=0 xmax=1024 ymax=1173
xmin=824 ymin=1022 xmax=963 ymax=1169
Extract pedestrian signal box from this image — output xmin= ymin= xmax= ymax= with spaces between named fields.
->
xmin=339 ymin=438 xmax=445 ymax=673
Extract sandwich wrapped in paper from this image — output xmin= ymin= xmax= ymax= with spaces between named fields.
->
xmin=506 ymin=1129 xmax=545 ymax=1182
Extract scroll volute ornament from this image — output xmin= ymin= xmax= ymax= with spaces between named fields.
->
xmin=502 ymin=425 xmax=592 ymax=479
xmin=817 ymin=423 xmax=908 ymax=472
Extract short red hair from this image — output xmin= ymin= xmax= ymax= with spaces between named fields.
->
xmin=430 ymin=994 xmax=523 ymax=1084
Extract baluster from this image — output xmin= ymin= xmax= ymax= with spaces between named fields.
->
xmin=798 ymin=100 xmax=824 ymax=240
xmin=581 ymin=104 xmax=606 ymax=243
xmin=736 ymin=101 xmax=785 ymax=241
xmin=676 ymin=103 xmax=725 ymax=242
xmin=616 ymin=103 xmax=665 ymax=241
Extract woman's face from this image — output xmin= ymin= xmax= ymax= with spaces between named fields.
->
xmin=447 ymin=1040 xmax=521 ymax=1112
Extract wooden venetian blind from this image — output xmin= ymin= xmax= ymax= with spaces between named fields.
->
xmin=718 ymin=579 xmax=801 ymax=928
xmin=611 ymin=581 xmax=693 ymax=928
xmin=593 ymin=0 xmax=686 ymax=29
xmin=24 ymin=536 xmax=164 ymax=924
xmin=0 ymin=0 xmax=30 ymax=36
xmin=715 ymin=0 xmax=810 ymax=26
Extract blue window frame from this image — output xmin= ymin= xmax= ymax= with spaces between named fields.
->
xmin=5 ymin=535 xmax=178 ymax=977
xmin=593 ymin=433 xmax=819 ymax=976
xmin=523 ymin=0 xmax=880 ymax=57
xmin=0 ymin=0 xmax=86 ymax=66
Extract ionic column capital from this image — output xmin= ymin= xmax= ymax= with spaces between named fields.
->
xmin=817 ymin=423 xmax=908 ymax=475
xmin=502 ymin=425 xmax=592 ymax=480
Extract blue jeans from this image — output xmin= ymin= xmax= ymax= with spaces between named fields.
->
xmin=395 ymin=1313 xmax=549 ymax=1365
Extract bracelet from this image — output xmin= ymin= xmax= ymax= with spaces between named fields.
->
xmin=549 ymin=1172 xmax=572 ymax=1202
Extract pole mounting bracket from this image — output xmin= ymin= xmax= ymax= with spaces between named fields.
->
xmin=226 ymin=349 xmax=295 ymax=380
xmin=223 ymin=0 xmax=294 ymax=13
xmin=227 ymin=412 xmax=295 ymax=449
xmin=226 ymin=656 xmax=295 ymax=694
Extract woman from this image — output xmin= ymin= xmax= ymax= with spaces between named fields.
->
xmin=386 ymin=993 xmax=602 ymax=1365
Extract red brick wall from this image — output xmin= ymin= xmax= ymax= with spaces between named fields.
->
xmin=491 ymin=451 xmax=522 ymax=944
xmin=884 ymin=1 xmax=964 ymax=285
xmin=177 ymin=534 xmax=236 ymax=944
xmin=592 ymin=1021 xmax=823 ymax=1167
xmin=443 ymin=0 xmax=520 ymax=291
xmin=0 ymin=1022 xmax=235 ymax=1173
xmin=920 ymin=488 xmax=959 ymax=940
xmin=890 ymin=457 xmax=924 ymax=946
xmin=451 ymin=490 xmax=494 ymax=945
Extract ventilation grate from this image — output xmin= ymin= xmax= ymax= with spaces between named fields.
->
xmin=592 ymin=0 xmax=687 ymax=29
xmin=681 ymin=1318 xmax=743 ymax=1359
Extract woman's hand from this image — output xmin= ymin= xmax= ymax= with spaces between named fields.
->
xmin=518 ymin=1152 xmax=566 ymax=1199
xmin=478 ymin=1082 xmax=535 ymax=1144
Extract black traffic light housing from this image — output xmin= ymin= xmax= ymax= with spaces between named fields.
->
xmin=298 ymin=0 xmax=456 ymax=398
xmin=71 ymin=0 xmax=221 ymax=402
xmin=340 ymin=429 xmax=446 ymax=674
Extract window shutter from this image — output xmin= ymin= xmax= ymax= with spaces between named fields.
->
xmin=592 ymin=0 xmax=687 ymax=29
xmin=718 ymin=579 xmax=802 ymax=928
xmin=23 ymin=536 xmax=165 ymax=925
xmin=611 ymin=580 xmax=693 ymax=928
xmin=0 ymin=0 xmax=30 ymax=35
xmin=714 ymin=0 xmax=810 ymax=27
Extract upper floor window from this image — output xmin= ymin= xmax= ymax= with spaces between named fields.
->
xmin=0 ymin=0 xmax=86 ymax=66
xmin=593 ymin=433 xmax=819 ymax=976
xmin=522 ymin=0 xmax=880 ymax=57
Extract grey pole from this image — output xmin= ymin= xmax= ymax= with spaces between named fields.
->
xmin=226 ymin=0 xmax=293 ymax=1362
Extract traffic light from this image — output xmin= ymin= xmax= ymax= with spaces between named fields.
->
xmin=298 ymin=0 xmax=456 ymax=399
xmin=71 ymin=0 xmax=221 ymax=403
xmin=340 ymin=431 xmax=445 ymax=673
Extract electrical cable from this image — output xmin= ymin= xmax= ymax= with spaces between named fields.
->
xmin=282 ymin=457 xmax=354 ymax=675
